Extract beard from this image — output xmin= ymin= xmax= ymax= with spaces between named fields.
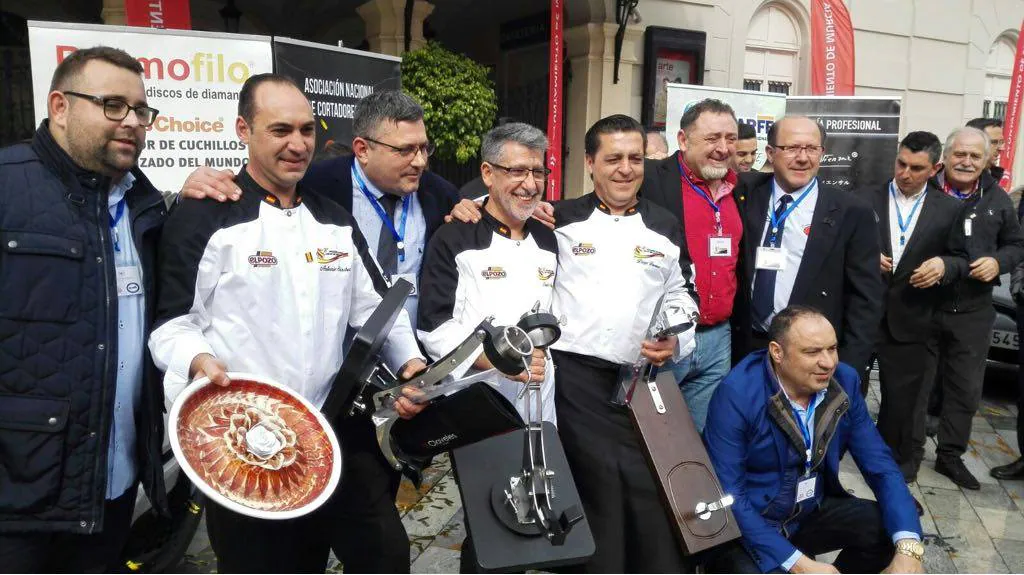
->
xmin=495 ymin=189 xmax=539 ymax=222
xmin=700 ymin=164 xmax=729 ymax=181
xmin=65 ymin=120 xmax=142 ymax=176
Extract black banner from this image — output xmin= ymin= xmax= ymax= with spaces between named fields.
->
xmin=785 ymin=97 xmax=901 ymax=194
xmin=273 ymin=37 xmax=401 ymax=158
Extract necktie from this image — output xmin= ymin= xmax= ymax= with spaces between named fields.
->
xmin=751 ymin=194 xmax=794 ymax=330
xmin=376 ymin=193 xmax=400 ymax=277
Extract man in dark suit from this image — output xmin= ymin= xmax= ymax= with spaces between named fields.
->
xmin=179 ymin=90 xmax=460 ymax=330
xmin=732 ymin=116 xmax=882 ymax=378
xmin=869 ymin=131 xmax=967 ymax=484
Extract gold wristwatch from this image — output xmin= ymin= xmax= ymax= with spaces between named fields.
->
xmin=895 ymin=538 xmax=925 ymax=562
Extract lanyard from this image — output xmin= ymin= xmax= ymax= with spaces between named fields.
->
xmin=109 ymin=197 xmax=126 ymax=253
xmin=889 ymin=181 xmax=926 ymax=247
xmin=352 ymin=165 xmax=410 ymax=262
xmin=793 ymin=401 xmax=816 ymax=475
xmin=768 ymin=180 xmax=816 ymax=247
xmin=678 ymin=155 xmax=724 ymax=235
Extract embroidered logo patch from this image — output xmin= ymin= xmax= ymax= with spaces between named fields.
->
xmin=572 ymin=243 xmax=596 ymax=256
xmin=304 ymin=248 xmax=349 ymax=265
xmin=537 ymin=267 xmax=555 ymax=281
xmin=481 ymin=266 xmax=507 ymax=279
xmin=633 ymin=246 xmax=665 ymax=261
xmin=248 ymin=251 xmax=278 ymax=268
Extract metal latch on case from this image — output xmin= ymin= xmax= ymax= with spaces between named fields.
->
xmin=694 ymin=495 xmax=735 ymax=520
xmin=648 ymin=381 xmax=666 ymax=414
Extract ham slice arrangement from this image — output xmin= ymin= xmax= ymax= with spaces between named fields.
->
xmin=175 ymin=378 xmax=336 ymax=514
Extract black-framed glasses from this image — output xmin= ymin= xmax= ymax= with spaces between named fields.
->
xmin=488 ymin=162 xmax=551 ymax=183
xmin=63 ymin=91 xmax=160 ymax=127
xmin=770 ymin=144 xmax=824 ymax=157
xmin=363 ymin=136 xmax=435 ymax=159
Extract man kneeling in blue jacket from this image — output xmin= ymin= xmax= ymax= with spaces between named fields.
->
xmin=703 ymin=305 xmax=924 ymax=573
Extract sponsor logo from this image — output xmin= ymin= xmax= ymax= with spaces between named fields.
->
xmin=426 ymin=433 xmax=458 ymax=448
xmin=537 ymin=267 xmax=555 ymax=281
xmin=248 ymin=250 xmax=278 ymax=268
xmin=572 ymin=242 xmax=596 ymax=256
xmin=481 ymin=266 xmax=507 ymax=280
xmin=634 ymin=246 xmax=665 ymax=261
xmin=803 ymin=225 xmax=812 ymax=236
xmin=56 ymin=46 xmax=253 ymax=84
xmin=304 ymin=248 xmax=350 ymax=265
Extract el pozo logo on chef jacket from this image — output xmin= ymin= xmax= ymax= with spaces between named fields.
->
xmin=537 ymin=267 xmax=555 ymax=282
xmin=572 ymin=242 xmax=596 ymax=256
xmin=305 ymin=248 xmax=351 ymax=272
xmin=248 ymin=250 xmax=278 ymax=268
xmin=634 ymin=245 xmax=665 ymax=267
xmin=481 ymin=266 xmax=507 ymax=280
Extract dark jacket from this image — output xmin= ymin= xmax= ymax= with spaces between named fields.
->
xmin=1012 ymin=200 xmax=1024 ymax=304
xmin=869 ymin=182 xmax=968 ymax=342
xmin=933 ymin=170 xmax=1024 ymax=313
xmin=300 ymin=155 xmax=460 ymax=244
xmin=0 ymin=123 xmax=168 ymax=534
xmin=732 ymin=172 xmax=882 ymax=372
xmin=704 ymin=350 xmax=921 ymax=572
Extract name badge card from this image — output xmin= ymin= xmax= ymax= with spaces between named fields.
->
xmin=755 ymin=247 xmax=786 ymax=271
xmin=116 ymin=266 xmax=144 ymax=297
xmin=795 ymin=474 xmax=816 ymax=503
xmin=709 ymin=236 xmax=732 ymax=258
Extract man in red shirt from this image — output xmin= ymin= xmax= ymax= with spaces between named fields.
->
xmin=640 ymin=99 xmax=743 ymax=430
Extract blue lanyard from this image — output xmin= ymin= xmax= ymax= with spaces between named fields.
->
xmin=109 ymin=198 xmax=126 ymax=253
xmin=793 ymin=401 xmax=816 ymax=475
xmin=352 ymin=165 xmax=410 ymax=262
xmin=768 ymin=180 xmax=816 ymax=247
xmin=678 ymin=155 xmax=724 ymax=235
xmin=889 ymin=180 xmax=926 ymax=247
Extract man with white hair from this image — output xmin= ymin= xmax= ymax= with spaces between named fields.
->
xmin=928 ymin=126 xmax=1024 ymax=490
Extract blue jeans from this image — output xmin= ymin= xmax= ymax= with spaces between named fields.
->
xmin=665 ymin=322 xmax=731 ymax=432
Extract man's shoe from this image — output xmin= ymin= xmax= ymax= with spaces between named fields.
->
xmin=935 ymin=456 xmax=981 ymax=490
xmin=991 ymin=457 xmax=1024 ymax=480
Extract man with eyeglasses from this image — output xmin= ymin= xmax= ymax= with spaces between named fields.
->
xmin=180 ymin=89 xmax=460 ymax=329
xmin=731 ymin=116 xmax=882 ymax=386
xmin=0 ymin=46 xmax=179 ymax=571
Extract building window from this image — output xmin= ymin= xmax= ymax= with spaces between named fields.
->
xmin=984 ymin=36 xmax=1015 ymax=119
xmin=744 ymin=4 xmax=800 ymax=94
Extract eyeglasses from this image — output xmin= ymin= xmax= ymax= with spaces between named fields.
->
xmin=770 ymin=144 xmax=824 ymax=157
xmin=63 ymin=91 xmax=159 ymax=127
xmin=488 ymin=163 xmax=552 ymax=183
xmin=363 ymin=136 xmax=435 ymax=159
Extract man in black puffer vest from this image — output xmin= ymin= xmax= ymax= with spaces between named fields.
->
xmin=0 ymin=46 xmax=172 ymax=572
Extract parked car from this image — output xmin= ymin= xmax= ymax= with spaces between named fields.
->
xmin=988 ymin=274 xmax=1020 ymax=371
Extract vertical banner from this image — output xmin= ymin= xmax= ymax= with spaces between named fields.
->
xmin=786 ymin=96 xmax=901 ymax=193
xmin=273 ymin=37 xmax=401 ymax=156
xmin=125 ymin=0 xmax=192 ymax=30
xmin=999 ymin=23 xmax=1024 ymax=190
xmin=810 ymin=0 xmax=855 ymax=96
xmin=28 ymin=21 xmax=273 ymax=194
xmin=546 ymin=0 xmax=563 ymax=201
xmin=665 ymin=84 xmax=787 ymax=171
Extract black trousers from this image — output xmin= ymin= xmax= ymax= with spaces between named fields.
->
xmin=205 ymin=415 xmax=409 ymax=574
xmin=1016 ymin=303 xmax=1024 ymax=452
xmin=876 ymin=325 xmax=939 ymax=481
xmin=703 ymin=496 xmax=894 ymax=574
xmin=551 ymin=350 xmax=688 ymax=574
xmin=934 ymin=306 xmax=996 ymax=459
xmin=0 ymin=484 xmax=138 ymax=573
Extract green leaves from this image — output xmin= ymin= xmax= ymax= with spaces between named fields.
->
xmin=402 ymin=42 xmax=498 ymax=164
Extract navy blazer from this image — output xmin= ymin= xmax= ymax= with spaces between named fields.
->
xmin=704 ymin=350 xmax=921 ymax=572
xmin=301 ymin=155 xmax=460 ymax=244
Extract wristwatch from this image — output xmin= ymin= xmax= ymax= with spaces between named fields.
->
xmin=894 ymin=538 xmax=925 ymax=562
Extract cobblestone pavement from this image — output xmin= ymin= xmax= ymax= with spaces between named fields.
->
xmin=174 ymin=370 xmax=1024 ymax=574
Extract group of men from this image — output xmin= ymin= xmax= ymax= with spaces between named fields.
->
xmin=0 ymin=42 xmax=1022 ymax=575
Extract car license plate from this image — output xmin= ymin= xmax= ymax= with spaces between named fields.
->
xmin=991 ymin=329 xmax=1019 ymax=351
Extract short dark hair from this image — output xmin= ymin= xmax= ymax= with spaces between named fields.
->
xmin=352 ymin=90 xmax=424 ymax=139
xmin=899 ymin=131 xmax=942 ymax=165
xmin=966 ymin=117 xmax=1003 ymax=131
xmin=738 ymin=123 xmax=757 ymax=141
xmin=585 ymin=114 xmax=645 ymax=157
xmin=767 ymin=116 xmax=827 ymax=147
xmin=237 ymin=73 xmax=303 ymax=125
xmin=768 ymin=305 xmax=827 ymax=346
xmin=49 ymin=46 xmax=143 ymax=92
xmin=679 ymin=99 xmax=737 ymax=132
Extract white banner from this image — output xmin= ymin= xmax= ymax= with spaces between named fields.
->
xmin=28 ymin=21 xmax=273 ymax=193
xmin=665 ymin=83 xmax=788 ymax=171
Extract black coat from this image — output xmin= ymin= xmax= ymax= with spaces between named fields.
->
xmin=0 ymin=123 xmax=168 ymax=534
xmin=300 ymin=155 xmax=459 ymax=245
xmin=868 ymin=182 xmax=967 ymax=342
xmin=732 ymin=172 xmax=883 ymax=373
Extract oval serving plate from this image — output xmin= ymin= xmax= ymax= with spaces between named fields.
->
xmin=169 ymin=372 xmax=342 ymax=520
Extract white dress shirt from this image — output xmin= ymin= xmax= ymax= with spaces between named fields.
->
xmin=756 ymin=178 xmax=819 ymax=328
xmin=888 ymin=180 xmax=928 ymax=270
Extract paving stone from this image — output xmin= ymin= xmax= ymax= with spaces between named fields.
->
xmin=977 ymin=507 xmax=1024 ymax=541
xmin=934 ymin=516 xmax=1000 ymax=560
xmin=994 ymin=537 xmax=1024 ymax=572
xmin=963 ymin=482 xmax=1017 ymax=512
xmin=970 ymin=431 xmax=1020 ymax=470
xmin=402 ymin=474 xmax=463 ymax=538
xmin=922 ymin=488 xmax=980 ymax=522
xmin=412 ymin=546 xmax=462 ymax=574
xmin=837 ymin=469 xmax=875 ymax=501
xmin=429 ymin=508 xmax=467 ymax=551
xmin=973 ymin=415 xmax=997 ymax=434
xmin=908 ymin=482 xmax=938 ymax=536
xmin=922 ymin=535 xmax=959 ymax=574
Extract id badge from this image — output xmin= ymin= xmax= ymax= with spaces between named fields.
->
xmin=709 ymin=235 xmax=733 ymax=258
xmin=116 ymin=266 xmax=144 ymax=297
xmin=964 ymin=218 xmax=973 ymax=237
xmin=755 ymin=246 xmax=786 ymax=270
xmin=393 ymin=272 xmax=418 ymax=296
xmin=795 ymin=474 xmax=817 ymax=503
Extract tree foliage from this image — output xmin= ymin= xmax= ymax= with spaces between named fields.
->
xmin=401 ymin=41 xmax=498 ymax=164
